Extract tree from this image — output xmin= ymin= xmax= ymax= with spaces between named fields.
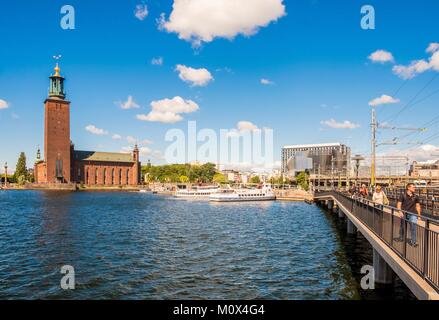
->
xmin=14 ymin=152 xmax=28 ymax=182
xmin=179 ymin=175 xmax=189 ymax=183
xmin=213 ymin=173 xmax=227 ymax=184
xmin=296 ymin=172 xmax=310 ymax=191
xmin=250 ymin=176 xmax=261 ymax=184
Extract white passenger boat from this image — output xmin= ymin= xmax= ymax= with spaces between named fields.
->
xmin=175 ymin=185 xmax=220 ymax=198
xmin=209 ymin=184 xmax=276 ymax=202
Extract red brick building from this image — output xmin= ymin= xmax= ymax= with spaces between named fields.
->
xmin=35 ymin=64 xmax=141 ymax=186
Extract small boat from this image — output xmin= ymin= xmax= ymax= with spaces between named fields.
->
xmin=209 ymin=184 xmax=276 ymax=202
xmin=175 ymin=185 xmax=220 ymax=199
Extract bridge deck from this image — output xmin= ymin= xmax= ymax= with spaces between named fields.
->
xmin=315 ymin=191 xmax=439 ymax=300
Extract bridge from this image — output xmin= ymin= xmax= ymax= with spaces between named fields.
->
xmin=314 ymin=191 xmax=439 ymax=300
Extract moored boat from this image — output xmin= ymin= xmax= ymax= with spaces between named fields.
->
xmin=209 ymin=184 xmax=276 ymax=202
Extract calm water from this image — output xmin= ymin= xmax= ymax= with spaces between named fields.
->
xmin=0 ymin=191 xmax=414 ymax=300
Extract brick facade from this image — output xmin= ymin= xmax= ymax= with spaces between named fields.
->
xmin=35 ymin=64 xmax=141 ymax=186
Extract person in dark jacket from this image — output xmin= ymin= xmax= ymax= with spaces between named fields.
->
xmin=396 ymin=183 xmax=421 ymax=247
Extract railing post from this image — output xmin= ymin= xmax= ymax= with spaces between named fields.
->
xmin=423 ymin=220 xmax=430 ymax=277
xmin=390 ymin=208 xmax=394 ymax=246
xmin=403 ymin=215 xmax=407 ymax=259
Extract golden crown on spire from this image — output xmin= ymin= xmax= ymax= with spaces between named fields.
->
xmin=54 ymin=63 xmax=61 ymax=77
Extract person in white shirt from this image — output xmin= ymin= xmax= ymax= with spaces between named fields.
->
xmin=372 ymin=185 xmax=389 ymax=206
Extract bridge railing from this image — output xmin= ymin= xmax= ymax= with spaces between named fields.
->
xmin=315 ymin=190 xmax=439 ymax=292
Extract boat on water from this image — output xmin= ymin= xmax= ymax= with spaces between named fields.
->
xmin=209 ymin=184 xmax=276 ymax=202
xmin=175 ymin=185 xmax=220 ymax=199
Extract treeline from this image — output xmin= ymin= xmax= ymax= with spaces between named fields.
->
xmin=3 ymin=152 xmax=35 ymax=184
xmin=142 ymin=163 xmax=218 ymax=183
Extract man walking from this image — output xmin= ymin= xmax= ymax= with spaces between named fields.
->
xmin=396 ymin=183 xmax=421 ymax=247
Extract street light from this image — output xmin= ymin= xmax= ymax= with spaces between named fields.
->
xmin=352 ymin=155 xmax=365 ymax=186
xmin=4 ymin=162 xmax=8 ymax=188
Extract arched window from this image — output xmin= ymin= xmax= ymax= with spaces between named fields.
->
xmin=103 ymin=169 xmax=107 ymax=185
xmin=86 ymin=169 xmax=89 ymax=184
xmin=126 ymin=169 xmax=130 ymax=185
xmin=119 ymin=169 xmax=122 ymax=185
xmin=95 ymin=168 xmax=98 ymax=185
xmin=111 ymin=169 xmax=115 ymax=185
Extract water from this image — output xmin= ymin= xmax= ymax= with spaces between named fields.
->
xmin=0 ymin=191 xmax=414 ymax=300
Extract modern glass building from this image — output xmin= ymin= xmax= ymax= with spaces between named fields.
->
xmin=281 ymin=143 xmax=351 ymax=177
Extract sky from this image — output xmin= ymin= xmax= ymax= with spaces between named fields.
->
xmin=1 ymin=0 xmax=439 ymax=172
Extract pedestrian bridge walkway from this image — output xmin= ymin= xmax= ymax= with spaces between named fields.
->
xmin=314 ymin=191 xmax=439 ymax=300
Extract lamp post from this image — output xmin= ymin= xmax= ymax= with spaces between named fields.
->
xmin=352 ymin=155 xmax=365 ymax=186
xmin=4 ymin=162 xmax=8 ymax=188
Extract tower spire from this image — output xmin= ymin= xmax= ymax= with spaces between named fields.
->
xmin=49 ymin=55 xmax=65 ymax=99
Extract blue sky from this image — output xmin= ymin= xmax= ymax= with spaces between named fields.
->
xmin=1 ymin=0 xmax=439 ymax=171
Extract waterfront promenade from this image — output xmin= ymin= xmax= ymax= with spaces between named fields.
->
xmin=315 ymin=191 xmax=439 ymax=300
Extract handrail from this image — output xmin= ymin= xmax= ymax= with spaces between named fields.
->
xmin=315 ymin=190 xmax=439 ymax=292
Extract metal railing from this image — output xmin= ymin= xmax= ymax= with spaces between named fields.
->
xmin=315 ymin=190 xmax=439 ymax=292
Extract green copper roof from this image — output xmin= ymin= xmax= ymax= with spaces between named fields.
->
xmin=74 ymin=151 xmax=134 ymax=163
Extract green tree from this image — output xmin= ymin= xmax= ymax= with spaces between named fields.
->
xmin=250 ymin=176 xmax=261 ymax=184
xmin=14 ymin=152 xmax=28 ymax=182
xmin=213 ymin=173 xmax=227 ymax=184
xmin=296 ymin=172 xmax=310 ymax=191
xmin=179 ymin=175 xmax=189 ymax=183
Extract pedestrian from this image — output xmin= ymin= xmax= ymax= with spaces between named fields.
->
xmin=359 ymin=184 xmax=369 ymax=198
xmin=395 ymin=183 xmax=422 ymax=247
xmin=372 ymin=185 xmax=389 ymax=206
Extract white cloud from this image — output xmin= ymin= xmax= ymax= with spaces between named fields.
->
xmin=126 ymin=136 xmax=137 ymax=144
xmin=121 ymin=146 xmax=164 ymax=159
xmin=426 ymin=43 xmax=439 ymax=53
xmin=175 ymin=64 xmax=214 ymax=87
xmin=321 ymin=119 xmax=360 ymax=129
xmin=385 ymin=145 xmax=439 ymax=162
xmin=85 ymin=125 xmax=108 ymax=135
xmin=392 ymin=49 xmax=439 ymax=79
xmin=117 ymin=96 xmax=140 ymax=110
xmin=237 ymin=121 xmax=259 ymax=132
xmin=159 ymin=0 xmax=286 ymax=46
xmin=260 ymin=78 xmax=274 ymax=85
xmin=368 ymin=50 xmax=395 ymax=64
xmin=368 ymin=94 xmax=400 ymax=107
xmin=393 ymin=60 xmax=431 ymax=79
xmin=0 ymin=99 xmax=9 ymax=110
xmin=137 ymin=96 xmax=199 ymax=124
xmin=112 ymin=134 xmax=122 ymax=140
xmin=134 ymin=4 xmax=148 ymax=21
xmin=151 ymin=57 xmax=163 ymax=66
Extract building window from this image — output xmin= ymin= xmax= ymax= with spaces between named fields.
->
xmin=111 ymin=169 xmax=115 ymax=185
xmin=119 ymin=169 xmax=122 ymax=185
xmin=86 ymin=169 xmax=89 ymax=184
xmin=126 ymin=169 xmax=130 ymax=185
xmin=103 ymin=169 xmax=107 ymax=185
xmin=95 ymin=168 xmax=98 ymax=185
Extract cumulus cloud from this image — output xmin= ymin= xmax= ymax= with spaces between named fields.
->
xmin=134 ymin=4 xmax=148 ymax=21
xmin=260 ymin=78 xmax=274 ymax=85
xmin=368 ymin=50 xmax=395 ymax=64
xmin=112 ymin=134 xmax=122 ymax=140
xmin=0 ymin=99 xmax=9 ymax=110
xmin=385 ymin=145 xmax=439 ymax=162
xmin=159 ymin=0 xmax=286 ymax=46
xmin=85 ymin=125 xmax=108 ymax=135
xmin=393 ymin=50 xmax=439 ymax=79
xmin=117 ymin=96 xmax=140 ymax=110
xmin=121 ymin=146 xmax=164 ymax=159
xmin=175 ymin=64 xmax=214 ymax=86
xmin=321 ymin=119 xmax=360 ymax=129
xmin=426 ymin=43 xmax=439 ymax=53
xmin=237 ymin=121 xmax=260 ymax=132
xmin=151 ymin=57 xmax=163 ymax=66
xmin=136 ymin=96 xmax=199 ymax=124
xmin=368 ymin=94 xmax=400 ymax=107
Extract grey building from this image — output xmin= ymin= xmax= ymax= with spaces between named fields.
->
xmin=281 ymin=143 xmax=351 ymax=176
